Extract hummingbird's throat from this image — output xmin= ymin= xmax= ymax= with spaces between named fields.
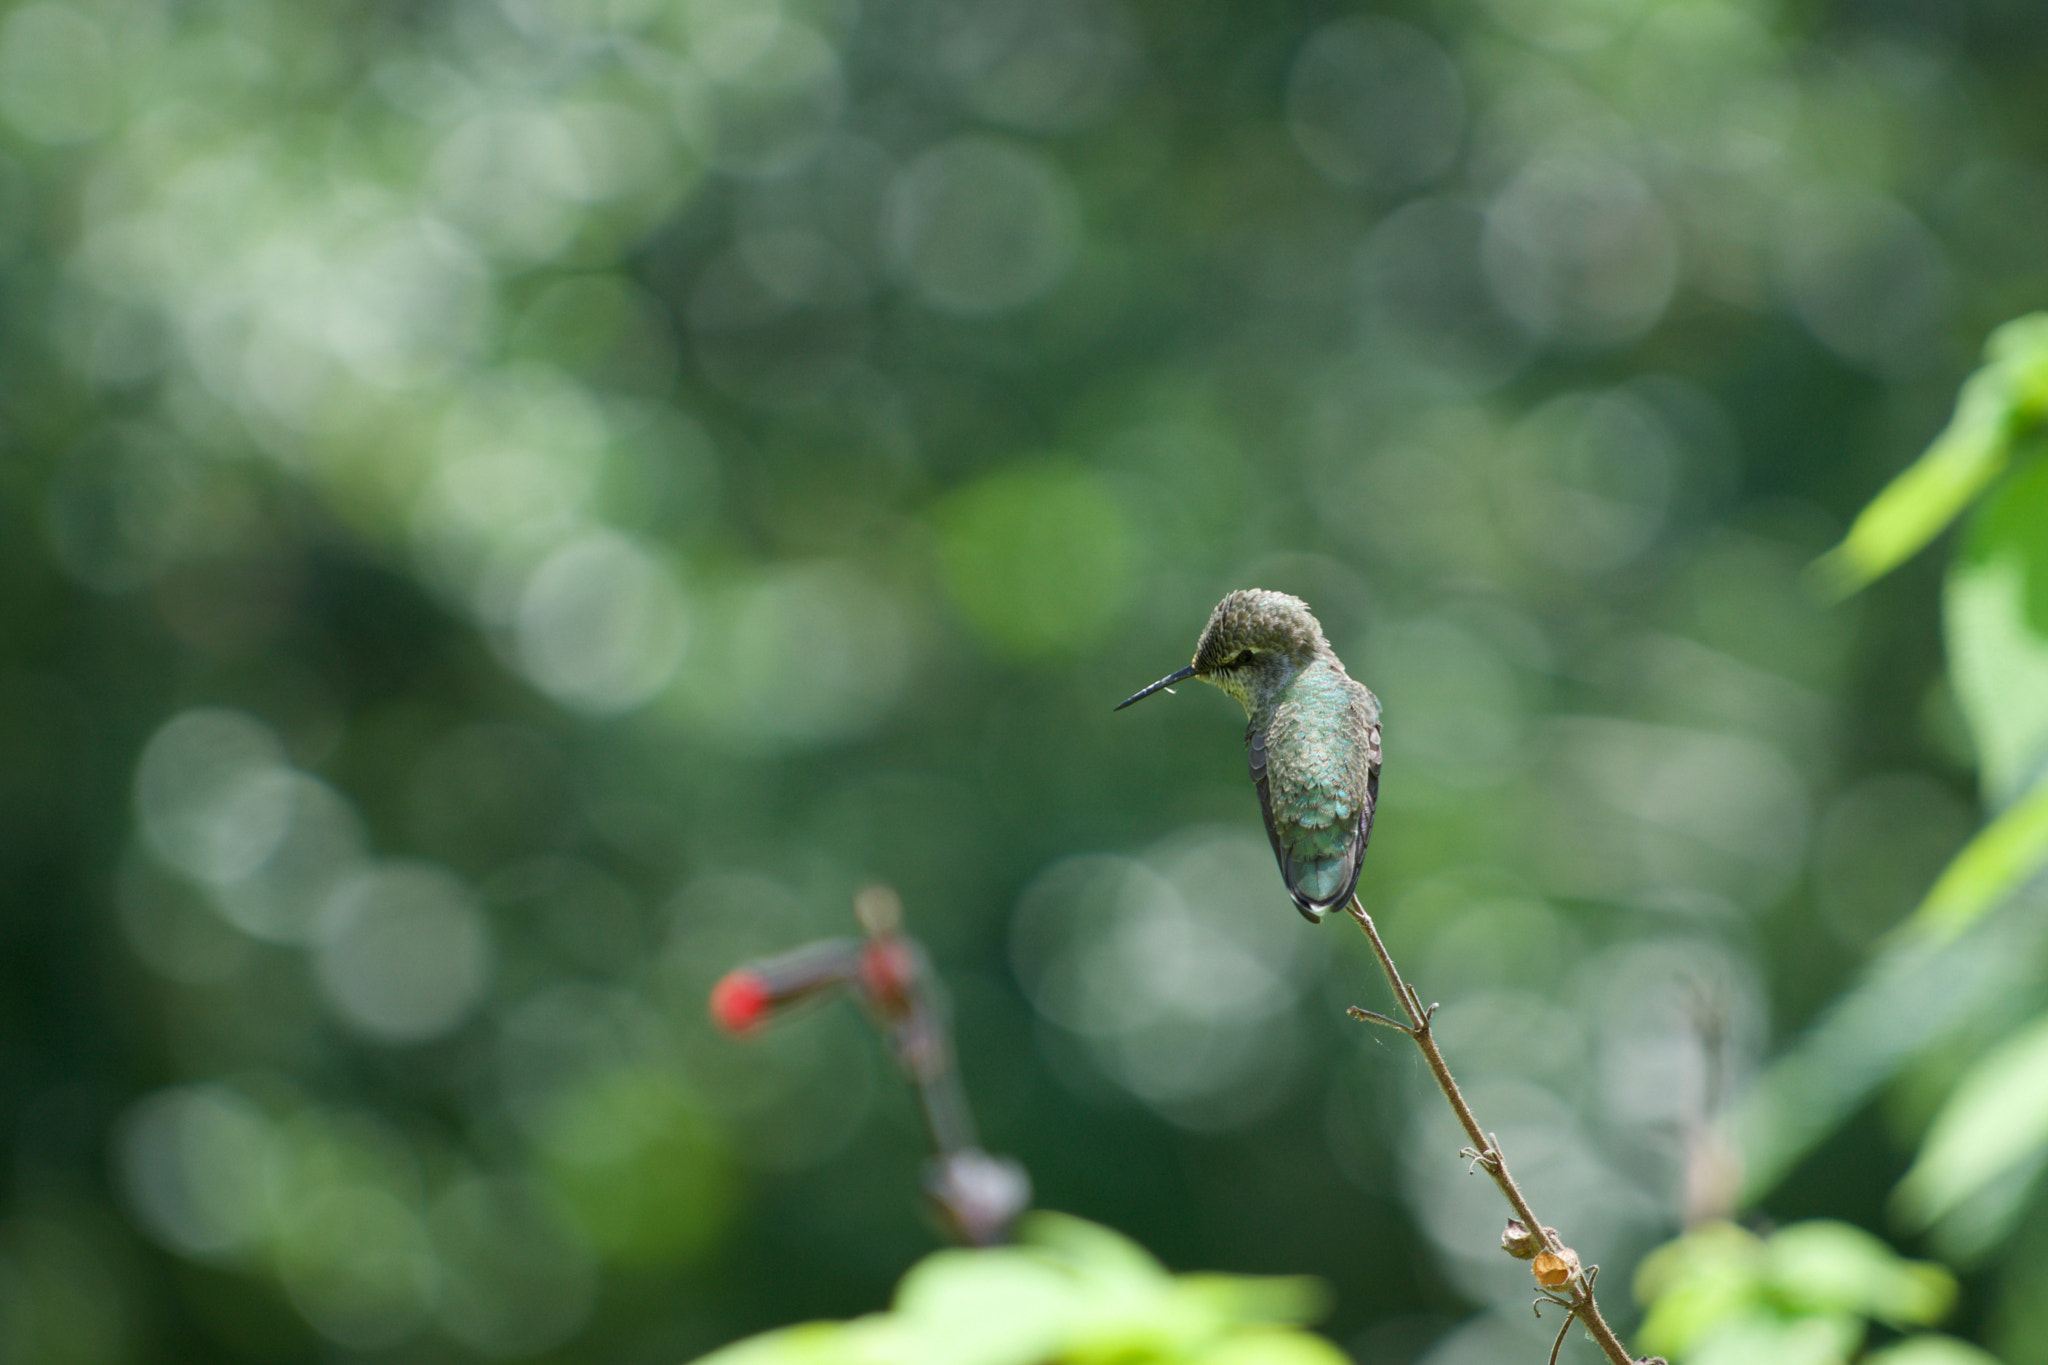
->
xmin=1204 ymin=671 xmax=1255 ymax=713
xmin=1204 ymin=654 xmax=1297 ymax=715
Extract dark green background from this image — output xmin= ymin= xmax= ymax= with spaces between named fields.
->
xmin=2 ymin=0 xmax=2044 ymax=1360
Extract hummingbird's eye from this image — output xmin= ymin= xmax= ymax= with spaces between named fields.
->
xmin=1227 ymin=650 xmax=1252 ymax=668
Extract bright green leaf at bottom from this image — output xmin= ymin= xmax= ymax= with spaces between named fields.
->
xmin=1188 ymin=1326 xmax=1350 ymax=1365
xmin=1764 ymin=1220 xmax=1955 ymax=1326
xmin=1634 ymin=1222 xmax=1767 ymax=1355
xmin=1636 ymin=1220 xmax=1958 ymax=1360
xmin=689 ymin=1213 xmax=1341 ymax=1365
xmin=1688 ymin=1313 xmax=1861 ymax=1365
xmin=1864 ymin=1336 xmax=2005 ymax=1365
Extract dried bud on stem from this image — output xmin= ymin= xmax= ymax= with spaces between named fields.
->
xmin=1501 ymin=1220 xmax=1547 ymax=1260
xmin=855 ymin=882 xmax=903 ymax=937
xmin=925 ymin=1148 xmax=1032 ymax=1248
xmin=1532 ymin=1246 xmax=1581 ymax=1289
xmin=858 ymin=937 xmax=919 ymax=1020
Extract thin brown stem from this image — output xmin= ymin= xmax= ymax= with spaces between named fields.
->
xmin=1345 ymin=896 xmax=1637 ymax=1365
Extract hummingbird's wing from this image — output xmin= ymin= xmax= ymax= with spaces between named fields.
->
xmin=1358 ymin=714 xmax=1382 ymax=856
xmin=1248 ymin=706 xmax=1381 ymax=925
xmin=1246 ymin=722 xmax=1299 ymax=913
xmin=1249 ymin=722 xmax=1348 ymax=924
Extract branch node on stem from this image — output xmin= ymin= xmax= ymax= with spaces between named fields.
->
xmin=1346 ymin=1005 xmax=1416 ymax=1035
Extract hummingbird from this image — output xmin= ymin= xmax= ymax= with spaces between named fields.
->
xmin=1117 ymin=589 xmax=1382 ymax=923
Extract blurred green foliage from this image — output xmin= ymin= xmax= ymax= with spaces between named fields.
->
xmin=1733 ymin=310 xmax=2048 ymax=1346
xmin=1635 ymin=1219 xmax=1966 ymax=1365
xmin=5 ymin=0 xmax=2048 ymax=1361
xmin=1802 ymin=315 xmax=2048 ymax=942
xmin=695 ymin=1212 xmax=1347 ymax=1365
xmin=1811 ymin=315 xmax=2048 ymax=605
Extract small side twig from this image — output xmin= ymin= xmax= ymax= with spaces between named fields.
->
xmin=1547 ymin=1306 xmax=1574 ymax=1365
xmin=1344 ymin=896 xmax=1638 ymax=1365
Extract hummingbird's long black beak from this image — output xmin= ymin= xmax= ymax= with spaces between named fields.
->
xmin=1115 ymin=664 xmax=1197 ymax=711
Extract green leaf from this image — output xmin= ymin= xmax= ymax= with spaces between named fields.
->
xmin=1637 ymin=1220 xmax=1960 ymax=1361
xmin=891 ymin=1248 xmax=1083 ymax=1365
xmin=1174 ymin=1273 xmax=1331 ymax=1328
xmin=1013 ymin=1210 xmax=1171 ymax=1287
xmin=1946 ymin=452 xmax=2048 ymax=806
xmin=1761 ymin=1221 xmax=1955 ymax=1327
xmin=688 ymin=1321 xmax=863 ymax=1365
xmin=688 ymin=1214 xmax=1341 ymax=1365
xmin=1896 ymin=1011 xmax=2048 ymax=1230
xmin=1186 ymin=1327 xmax=1352 ymax=1365
xmin=1903 ymin=780 xmax=2048 ymax=941
xmin=1903 ymin=447 xmax=2048 ymax=944
xmin=1633 ymin=1222 xmax=1768 ymax=1356
xmin=1984 ymin=310 xmax=2048 ymax=387
xmin=1862 ymin=1335 xmax=2005 ymax=1365
xmin=1687 ymin=1312 xmax=1862 ymax=1365
xmin=1811 ymin=313 xmax=2048 ymax=599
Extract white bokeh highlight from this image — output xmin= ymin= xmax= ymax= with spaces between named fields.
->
xmin=315 ymin=861 xmax=493 ymax=1044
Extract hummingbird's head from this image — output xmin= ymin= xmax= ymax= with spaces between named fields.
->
xmin=1115 ymin=589 xmax=1330 ymax=715
xmin=1188 ymin=589 xmax=1328 ymax=709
